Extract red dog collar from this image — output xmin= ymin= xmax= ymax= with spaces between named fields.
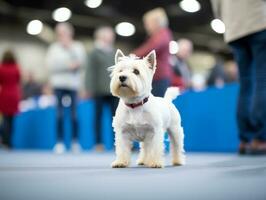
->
xmin=125 ymin=97 xmax=149 ymax=109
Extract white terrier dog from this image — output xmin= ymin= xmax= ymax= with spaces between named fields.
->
xmin=109 ymin=49 xmax=185 ymax=168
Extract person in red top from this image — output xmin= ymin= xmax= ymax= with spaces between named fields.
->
xmin=0 ymin=50 xmax=21 ymax=148
xmin=134 ymin=7 xmax=173 ymax=97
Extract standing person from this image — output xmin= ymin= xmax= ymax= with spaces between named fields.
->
xmin=134 ymin=8 xmax=173 ymax=97
xmin=85 ymin=26 xmax=117 ymax=151
xmin=211 ymin=0 xmax=266 ymax=154
xmin=46 ymin=23 xmax=86 ymax=153
xmin=0 ymin=50 xmax=21 ymax=149
xmin=171 ymin=39 xmax=193 ymax=90
xmin=22 ymin=70 xmax=42 ymax=100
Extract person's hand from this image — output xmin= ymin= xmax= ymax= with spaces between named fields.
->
xmin=69 ymin=62 xmax=80 ymax=71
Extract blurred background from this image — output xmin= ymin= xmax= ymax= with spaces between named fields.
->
xmin=0 ymin=0 xmax=236 ymax=82
xmin=2 ymin=2 xmax=266 ymax=200
xmin=0 ymin=0 xmax=239 ymax=152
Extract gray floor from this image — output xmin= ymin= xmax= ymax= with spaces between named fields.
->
xmin=0 ymin=151 xmax=266 ymax=200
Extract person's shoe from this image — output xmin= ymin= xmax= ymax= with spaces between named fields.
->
xmin=71 ymin=141 xmax=82 ymax=153
xmin=249 ymin=140 xmax=266 ymax=155
xmin=53 ymin=142 xmax=66 ymax=154
xmin=238 ymin=142 xmax=250 ymax=155
xmin=95 ymin=144 xmax=104 ymax=152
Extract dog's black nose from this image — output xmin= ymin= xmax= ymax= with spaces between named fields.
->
xmin=119 ymin=76 xmax=127 ymax=82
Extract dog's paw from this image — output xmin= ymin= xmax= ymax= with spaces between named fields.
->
xmin=136 ymin=159 xmax=145 ymax=166
xmin=146 ymin=161 xmax=164 ymax=168
xmin=172 ymin=155 xmax=186 ymax=166
xmin=111 ymin=160 xmax=129 ymax=168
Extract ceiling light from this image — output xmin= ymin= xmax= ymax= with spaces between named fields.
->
xmin=52 ymin=7 xmax=72 ymax=22
xmin=85 ymin=0 xmax=102 ymax=8
xmin=115 ymin=22 xmax=135 ymax=37
xmin=26 ymin=20 xmax=43 ymax=35
xmin=179 ymin=0 xmax=201 ymax=13
xmin=211 ymin=19 xmax=225 ymax=34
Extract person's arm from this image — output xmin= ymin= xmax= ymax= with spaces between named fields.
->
xmin=74 ymin=42 xmax=87 ymax=70
xmin=46 ymin=45 xmax=71 ymax=74
xmin=84 ymin=51 xmax=97 ymax=95
xmin=134 ymin=30 xmax=170 ymax=57
xmin=68 ymin=42 xmax=87 ymax=72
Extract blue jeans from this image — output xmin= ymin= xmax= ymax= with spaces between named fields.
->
xmin=152 ymin=79 xmax=170 ymax=97
xmin=54 ymin=89 xmax=78 ymax=141
xmin=230 ymin=29 xmax=266 ymax=142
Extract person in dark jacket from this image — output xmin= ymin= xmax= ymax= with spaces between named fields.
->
xmin=134 ymin=8 xmax=173 ymax=97
xmin=22 ymin=70 xmax=42 ymax=100
xmin=207 ymin=61 xmax=226 ymax=88
xmin=0 ymin=50 xmax=21 ymax=148
xmin=85 ymin=26 xmax=118 ymax=151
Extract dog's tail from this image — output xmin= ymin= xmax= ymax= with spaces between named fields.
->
xmin=164 ymin=87 xmax=180 ymax=101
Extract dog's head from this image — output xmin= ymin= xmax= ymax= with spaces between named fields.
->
xmin=109 ymin=49 xmax=157 ymax=99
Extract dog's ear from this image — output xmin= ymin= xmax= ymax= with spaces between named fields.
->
xmin=115 ymin=49 xmax=125 ymax=64
xmin=144 ymin=50 xmax=157 ymax=70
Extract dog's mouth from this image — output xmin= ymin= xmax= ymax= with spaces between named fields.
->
xmin=120 ymin=83 xmax=128 ymax=88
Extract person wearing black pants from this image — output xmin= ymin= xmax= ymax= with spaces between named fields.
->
xmin=211 ymin=0 xmax=266 ymax=154
xmin=85 ymin=26 xmax=117 ymax=151
xmin=1 ymin=116 xmax=14 ymax=148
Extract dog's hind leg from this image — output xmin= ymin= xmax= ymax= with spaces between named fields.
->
xmin=168 ymin=111 xmax=185 ymax=166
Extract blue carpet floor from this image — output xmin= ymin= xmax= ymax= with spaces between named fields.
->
xmin=0 ymin=151 xmax=266 ymax=200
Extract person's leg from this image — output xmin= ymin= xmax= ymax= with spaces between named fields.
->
xmin=68 ymin=90 xmax=78 ymax=140
xmin=1 ymin=116 xmax=8 ymax=146
xmin=0 ymin=118 xmax=3 ymax=144
xmin=95 ymin=96 xmax=104 ymax=145
xmin=152 ymin=79 xmax=170 ymax=97
xmin=8 ymin=116 xmax=13 ymax=148
xmin=108 ymin=96 xmax=119 ymax=118
xmin=106 ymin=95 xmax=119 ymax=148
xmin=250 ymin=30 xmax=266 ymax=144
xmin=67 ymin=90 xmax=80 ymax=151
xmin=54 ymin=89 xmax=64 ymax=142
xmin=53 ymin=89 xmax=67 ymax=153
xmin=2 ymin=115 xmax=13 ymax=148
xmin=230 ymin=40 xmax=254 ymax=145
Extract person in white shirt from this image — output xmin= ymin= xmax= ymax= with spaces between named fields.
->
xmin=46 ymin=22 xmax=86 ymax=153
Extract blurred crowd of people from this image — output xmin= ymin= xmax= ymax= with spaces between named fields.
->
xmin=0 ymin=7 xmax=239 ymax=152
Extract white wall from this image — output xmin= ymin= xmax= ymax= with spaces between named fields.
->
xmin=0 ymin=26 xmax=48 ymax=81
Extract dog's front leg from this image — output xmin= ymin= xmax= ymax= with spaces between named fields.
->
xmin=136 ymin=142 xmax=145 ymax=165
xmin=112 ymin=132 xmax=132 ymax=168
xmin=144 ymin=130 xmax=164 ymax=168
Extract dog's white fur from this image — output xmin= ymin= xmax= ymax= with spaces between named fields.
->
xmin=109 ymin=49 xmax=185 ymax=168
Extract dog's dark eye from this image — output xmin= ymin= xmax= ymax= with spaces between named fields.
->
xmin=133 ymin=69 xmax=140 ymax=75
